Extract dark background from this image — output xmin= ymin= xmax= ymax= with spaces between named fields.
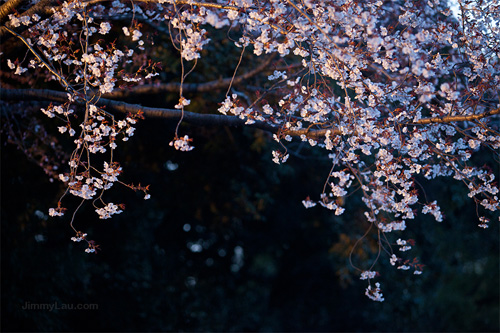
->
xmin=1 ymin=115 xmax=499 ymax=332
xmin=1 ymin=11 xmax=499 ymax=331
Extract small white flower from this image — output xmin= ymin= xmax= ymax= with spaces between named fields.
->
xmin=272 ymin=151 xmax=288 ymax=164
xmin=7 ymin=59 xmax=15 ymax=69
xmin=126 ymin=127 xmax=135 ymax=136
xmin=59 ymin=174 xmax=69 ymax=182
xmin=302 ymin=197 xmax=316 ymax=208
xmin=132 ymin=29 xmax=142 ymax=41
xmin=169 ymin=135 xmax=194 ymax=151
xmin=8 ymin=14 xmax=20 ymax=27
xmin=99 ymin=22 xmax=111 ymax=35
xmin=360 ymin=271 xmax=377 ymax=280
xmin=48 ymin=208 xmax=64 ymax=217
xmin=365 ymin=282 xmax=384 ymax=302
xmin=175 ymin=97 xmax=191 ymax=109
xmin=14 ymin=66 xmax=27 ymax=75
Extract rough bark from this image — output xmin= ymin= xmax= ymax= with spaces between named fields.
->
xmin=0 ymin=0 xmax=26 ymax=24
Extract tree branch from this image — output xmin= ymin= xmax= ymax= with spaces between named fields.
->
xmin=1 ymin=88 xmax=278 ymax=134
xmin=0 ymin=0 xmax=54 ymax=39
xmin=3 ymin=88 xmax=499 ymax=141
xmin=4 ymin=26 xmax=75 ymax=92
xmin=410 ymin=108 xmax=500 ymax=125
xmin=105 ymin=55 xmax=276 ymax=98
xmin=0 ymin=0 xmax=26 ymax=24
xmin=82 ymin=0 xmax=244 ymax=11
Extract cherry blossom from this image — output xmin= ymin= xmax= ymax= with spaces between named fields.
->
xmin=1 ymin=0 xmax=498 ymax=300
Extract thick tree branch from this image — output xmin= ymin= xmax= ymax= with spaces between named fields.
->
xmin=0 ymin=0 xmax=54 ymax=39
xmin=3 ymin=88 xmax=499 ymax=140
xmin=0 ymin=0 xmax=26 ymax=23
xmin=1 ymin=88 xmax=279 ymax=134
xmin=0 ymin=0 xmax=238 ymax=39
xmin=105 ymin=55 xmax=276 ymax=98
xmin=82 ymin=0 xmax=244 ymax=11
xmin=410 ymin=108 xmax=500 ymax=125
